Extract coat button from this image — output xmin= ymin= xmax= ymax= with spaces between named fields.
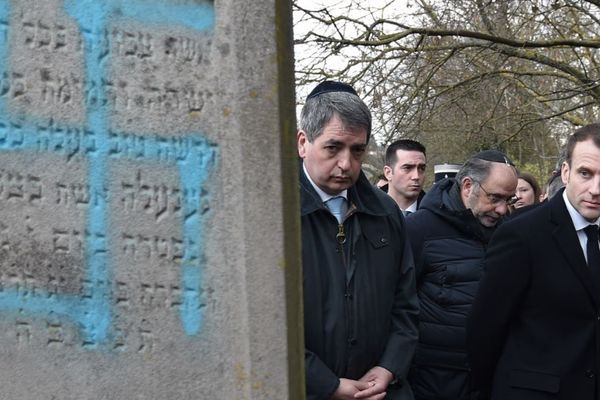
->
xmin=344 ymin=292 xmax=353 ymax=300
xmin=586 ymin=370 xmax=595 ymax=379
xmin=348 ymin=338 xmax=357 ymax=346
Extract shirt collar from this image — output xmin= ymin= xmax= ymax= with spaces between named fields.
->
xmin=302 ymin=163 xmax=348 ymax=203
xmin=562 ymin=189 xmax=600 ymax=231
xmin=404 ymin=200 xmax=418 ymax=213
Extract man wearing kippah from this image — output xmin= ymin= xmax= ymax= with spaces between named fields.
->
xmin=298 ymin=81 xmax=419 ymax=400
xmin=404 ymin=150 xmax=518 ymax=399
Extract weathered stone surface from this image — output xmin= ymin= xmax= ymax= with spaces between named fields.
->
xmin=0 ymin=0 xmax=299 ymax=398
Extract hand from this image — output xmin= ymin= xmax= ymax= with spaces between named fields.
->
xmin=354 ymin=366 xmax=394 ymax=399
xmin=330 ymin=378 xmax=371 ymax=400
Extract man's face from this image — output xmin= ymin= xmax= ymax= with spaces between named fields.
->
xmin=384 ymin=149 xmax=427 ymax=202
xmin=562 ymin=138 xmax=600 ymax=222
xmin=462 ymin=163 xmax=518 ymax=227
xmin=298 ymin=114 xmax=367 ymax=195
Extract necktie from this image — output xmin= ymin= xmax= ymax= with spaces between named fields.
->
xmin=583 ymin=225 xmax=600 ymax=291
xmin=325 ymin=196 xmax=347 ymax=224
xmin=404 ymin=210 xmax=412 ymax=217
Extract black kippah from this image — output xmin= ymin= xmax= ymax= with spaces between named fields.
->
xmin=306 ymin=81 xmax=358 ymax=101
xmin=472 ymin=150 xmax=515 ymax=166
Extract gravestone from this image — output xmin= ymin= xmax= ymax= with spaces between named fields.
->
xmin=0 ymin=0 xmax=301 ymax=399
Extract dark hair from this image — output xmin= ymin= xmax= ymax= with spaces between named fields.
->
xmin=385 ymin=139 xmax=427 ymax=166
xmin=566 ymin=123 xmax=600 ymax=166
xmin=300 ymin=91 xmax=372 ymax=143
xmin=518 ymin=172 xmax=541 ymax=204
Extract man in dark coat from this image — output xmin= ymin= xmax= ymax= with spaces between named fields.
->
xmin=468 ymin=124 xmax=600 ymax=400
xmin=298 ymin=81 xmax=419 ymax=400
xmin=405 ymin=150 xmax=518 ymax=400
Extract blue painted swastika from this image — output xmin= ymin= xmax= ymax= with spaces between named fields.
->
xmin=65 ymin=0 xmax=215 ymax=32
xmin=0 ymin=0 xmax=217 ymax=347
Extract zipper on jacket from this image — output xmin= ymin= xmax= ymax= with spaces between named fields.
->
xmin=335 ymin=204 xmax=356 ymax=245
xmin=337 ymin=221 xmax=354 ymax=375
xmin=336 ymin=224 xmax=346 ymax=244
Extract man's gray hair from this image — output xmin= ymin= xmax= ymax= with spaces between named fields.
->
xmin=300 ymin=91 xmax=372 ymax=143
xmin=456 ymin=158 xmax=496 ymax=189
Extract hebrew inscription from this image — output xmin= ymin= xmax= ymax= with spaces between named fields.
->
xmin=0 ymin=0 xmax=217 ymax=353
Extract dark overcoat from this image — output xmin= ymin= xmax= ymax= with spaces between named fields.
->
xmin=468 ymin=189 xmax=600 ymax=399
xmin=405 ymin=178 xmax=492 ymax=400
xmin=301 ymin=168 xmax=419 ymax=400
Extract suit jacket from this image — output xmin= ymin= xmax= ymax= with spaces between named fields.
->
xmin=467 ymin=189 xmax=600 ymax=400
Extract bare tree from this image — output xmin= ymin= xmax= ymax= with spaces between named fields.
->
xmin=294 ymin=0 xmax=600 ymax=178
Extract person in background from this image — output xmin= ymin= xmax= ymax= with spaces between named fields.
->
xmin=405 ymin=150 xmax=518 ymax=400
xmin=375 ymin=173 xmax=389 ymax=192
xmin=298 ymin=80 xmax=419 ymax=400
xmin=383 ymin=139 xmax=427 ymax=216
xmin=542 ymin=171 xmax=565 ymax=201
xmin=540 ymin=152 xmax=567 ymax=202
xmin=513 ymin=172 xmax=541 ymax=209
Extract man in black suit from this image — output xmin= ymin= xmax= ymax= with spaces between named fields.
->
xmin=383 ymin=139 xmax=427 ymax=216
xmin=467 ymin=123 xmax=600 ymax=400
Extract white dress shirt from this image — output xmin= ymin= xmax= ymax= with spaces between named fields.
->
xmin=563 ymin=189 xmax=600 ymax=263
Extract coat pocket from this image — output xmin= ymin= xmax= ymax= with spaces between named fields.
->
xmin=508 ymin=369 xmax=560 ymax=393
xmin=362 ymin=221 xmax=390 ymax=250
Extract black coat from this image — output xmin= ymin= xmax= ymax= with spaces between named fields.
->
xmin=405 ymin=178 xmax=493 ymax=400
xmin=468 ymin=189 xmax=600 ymax=399
xmin=416 ymin=190 xmax=426 ymax=209
xmin=301 ymin=168 xmax=419 ymax=400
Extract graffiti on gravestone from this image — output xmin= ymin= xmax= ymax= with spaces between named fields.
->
xmin=0 ymin=0 xmax=217 ymax=352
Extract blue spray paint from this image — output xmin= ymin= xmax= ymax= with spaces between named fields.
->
xmin=65 ymin=0 xmax=214 ymax=33
xmin=65 ymin=0 xmax=113 ymax=345
xmin=0 ymin=0 xmax=217 ymax=346
xmin=179 ymin=146 xmax=215 ymax=334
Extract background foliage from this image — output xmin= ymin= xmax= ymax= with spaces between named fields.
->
xmin=294 ymin=0 xmax=600 ymax=185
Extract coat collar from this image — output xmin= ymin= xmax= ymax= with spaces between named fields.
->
xmin=299 ymin=164 xmax=390 ymax=217
xmin=420 ymin=178 xmax=493 ymax=243
xmin=549 ymin=188 xmax=600 ymax=307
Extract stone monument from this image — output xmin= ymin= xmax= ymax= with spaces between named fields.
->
xmin=0 ymin=0 xmax=301 ymax=398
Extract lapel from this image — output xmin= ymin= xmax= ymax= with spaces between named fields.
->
xmin=549 ymin=192 xmax=600 ymax=308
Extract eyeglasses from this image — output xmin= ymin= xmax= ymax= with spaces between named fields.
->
xmin=475 ymin=181 xmax=517 ymax=206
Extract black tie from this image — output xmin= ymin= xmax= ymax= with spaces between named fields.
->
xmin=583 ymin=225 xmax=600 ymax=289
